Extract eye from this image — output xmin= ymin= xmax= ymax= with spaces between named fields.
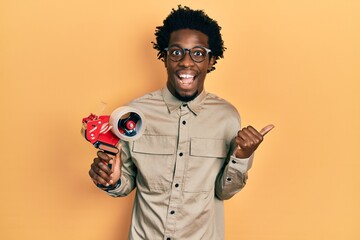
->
xmin=171 ymin=49 xmax=183 ymax=56
xmin=192 ymin=49 xmax=205 ymax=56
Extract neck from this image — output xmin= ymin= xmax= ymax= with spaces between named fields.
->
xmin=173 ymin=90 xmax=198 ymax=102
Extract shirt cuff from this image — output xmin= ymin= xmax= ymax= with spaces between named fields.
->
xmin=229 ymin=153 xmax=254 ymax=173
xmin=101 ymin=179 xmax=122 ymax=192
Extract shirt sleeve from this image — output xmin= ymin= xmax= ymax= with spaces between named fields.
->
xmin=104 ymin=140 xmax=137 ymax=197
xmin=215 ymin=140 xmax=254 ymax=200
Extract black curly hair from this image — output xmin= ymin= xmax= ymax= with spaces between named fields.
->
xmin=153 ymin=5 xmax=225 ymax=72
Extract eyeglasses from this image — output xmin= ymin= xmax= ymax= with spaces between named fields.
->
xmin=164 ymin=46 xmax=212 ymax=63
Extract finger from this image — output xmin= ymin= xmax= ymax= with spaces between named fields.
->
xmin=235 ymin=128 xmax=250 ymax=147
xmin=236 ymin=139 xmax=250 ymax=150
xmin=259 ymin=124 xmax=275 ymax=136
xmin=89 ymin=167 xmax=110 ymax=186
xmin=235 ymin=126 xmax=261 ymax=149
xmin=235 ymin=136 xmax=257 ymax=150
xmin=92 ymin=160 xmax=112 ymax=178
xmin=235 ymin=136 xmax=254 ymax=150
xmin=97 ymin=151 xmax=116 ymax=172
xmin=237 ymin=127 xmax=253 ymax=140
xmin=237 ymin=127 xmax=260 ymax=144
xmin=97 ymin=151 xmax=112 ymax=163
xmin=246 ymin=126 xmax=263 ymax=141
xmin=93 ymin=157 xmax=112 ymax=175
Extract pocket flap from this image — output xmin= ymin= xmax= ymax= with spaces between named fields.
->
xmin=133 ymin=135 xmax=176 ymax=155
xmin=190 ymin=138 xmax=227 ymax=158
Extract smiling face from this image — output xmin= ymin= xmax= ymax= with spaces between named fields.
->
xmin=165 ymin=29 xmax=215 ymax=102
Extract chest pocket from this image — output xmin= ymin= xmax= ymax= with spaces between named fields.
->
xmin=133 ymin=134 xmax=176 ymax=155
xmin=184 ymin=138 xmax=228 ymax=193
xmin=132 ymin=135 xmax=176 ymax=192
xmin=190 ymin=138 xmax=228 ymax=158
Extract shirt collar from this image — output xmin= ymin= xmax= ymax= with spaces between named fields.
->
xmin=162 ymin=87 xmax=206 ymax=115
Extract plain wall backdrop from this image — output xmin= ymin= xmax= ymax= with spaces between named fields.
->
xmin=1 ymin=0 xmax=359 ymax=239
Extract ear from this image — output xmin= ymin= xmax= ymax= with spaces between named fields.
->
xmin=163 ymin=55 xmax=168 ymax=68
xmin=208 ymin=56 xmax=215 ymax=71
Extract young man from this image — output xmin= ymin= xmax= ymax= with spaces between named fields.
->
xmin=89 ymin=6 xmax=273 ymax=239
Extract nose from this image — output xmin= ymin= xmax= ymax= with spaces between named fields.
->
xmin=179 ymin=49 xmax=195 ymax=67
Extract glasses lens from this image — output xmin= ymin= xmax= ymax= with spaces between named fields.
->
xmin=167 ymin=47 xmax=184 ymax=62
xmin=190 ymin=47 xmax=207 ymax=62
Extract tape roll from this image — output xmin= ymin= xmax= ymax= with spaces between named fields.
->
xmin=109 ymin=106 xmax=146 ymax=141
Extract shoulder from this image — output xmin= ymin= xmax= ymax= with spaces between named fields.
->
xmin=204 ymin=92 xmax=240 ymax=119
xmin=128 ymin=90 xmax=163 ymax=106
xmin=202 ymin=92 xmax=242 ymax=139
xmin=126 ymin=89 xmax=168 ymax=117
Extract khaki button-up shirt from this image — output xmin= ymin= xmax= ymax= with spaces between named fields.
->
xmin=107 ymin=88 xmax=253 ymax=239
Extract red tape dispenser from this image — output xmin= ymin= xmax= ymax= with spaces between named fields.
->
xmin=81 ymin=106 xmax=146 ymax=155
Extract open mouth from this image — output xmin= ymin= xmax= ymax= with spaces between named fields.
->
xmin=177 ymin=73 xmax=196 ymax=86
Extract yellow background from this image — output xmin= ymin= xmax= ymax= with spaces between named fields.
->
xmin=1 ymin=0 xmax=359 ymax=239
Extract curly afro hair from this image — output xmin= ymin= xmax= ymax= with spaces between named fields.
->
xmin=153 ymin=5 xmax=225 ymax=72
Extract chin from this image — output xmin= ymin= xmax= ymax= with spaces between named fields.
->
xmin=175 ymin=90 xmax=198 ymax=102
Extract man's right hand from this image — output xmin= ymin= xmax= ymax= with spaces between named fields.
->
xmin=88 ymin=144 xmax=122 ymax=188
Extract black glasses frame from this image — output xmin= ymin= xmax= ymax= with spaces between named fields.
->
xmin=164 ymin=46 xmax=212 ymax=63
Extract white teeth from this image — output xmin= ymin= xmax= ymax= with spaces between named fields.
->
xmin=180 ymin=79 xmax=192 ymax=85
xmin=179 ymin=74 xmax=194 ymax=79
xmin=178 ymin=73 xmax=195 ymax=86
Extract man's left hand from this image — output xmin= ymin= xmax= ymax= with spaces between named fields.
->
xmin=234 ymin=124 xmax=274 ymax=159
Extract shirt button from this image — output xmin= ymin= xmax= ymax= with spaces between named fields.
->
xmin=170 ymin=210 xmax=175 ymax=214
xmin=179 ymin=152 xmax=183 ymax=157
xmin=231 ymin=160 xmax=237 ymax=164
xmin=182 ymin=120 xmax=186 ymax=125
xmin=227 ymin=177 xmax=232 ymax=182
xmin=166 ymin=238 xmax=171 ymax=240
xmin=175 ymin=183 xmax=179 ymax=188
xmin=182 ymin=103 xmax=187 ymax=107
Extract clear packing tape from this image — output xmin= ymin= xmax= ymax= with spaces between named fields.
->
xmin=109 ymin=106 xmax=146 ymax=141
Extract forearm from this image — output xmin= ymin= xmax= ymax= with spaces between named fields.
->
xmin=105 ymin=141 xmax=137 ymax=197
xmin=215 ymin=154 xmax=253 ymax=200
xmin=104 ymin=172 xmax=136 ymax=197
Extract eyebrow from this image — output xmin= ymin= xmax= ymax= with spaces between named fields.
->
xmin=167 ymin=44 xmax=208 ymax=49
